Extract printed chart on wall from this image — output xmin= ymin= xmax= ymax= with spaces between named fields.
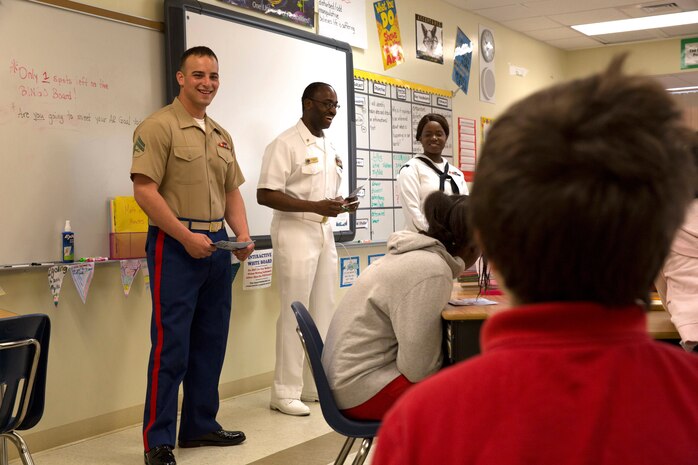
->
xmin=353 ymin=70 xmax=453 ymax=243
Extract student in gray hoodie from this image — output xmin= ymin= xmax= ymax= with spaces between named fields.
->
xmin=322 ymin=191 xmax=480 ymax=420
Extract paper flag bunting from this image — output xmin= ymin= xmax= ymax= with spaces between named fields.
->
xmin=48 ymin=265 xmax=68 ymax=306
xmin=70 ymin=262 xmax=95 ymax=304
xmin=140 ymin=259 xmax=150 ymax=290
xmin=120 ymin=259 xmax=141 ymax=296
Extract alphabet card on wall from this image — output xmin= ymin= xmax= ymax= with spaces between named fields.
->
xmin=415 ymin=14 xmax=443 ymax=64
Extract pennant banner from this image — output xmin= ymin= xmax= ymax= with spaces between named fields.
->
xmin=120 ymin=259 xmax=141 ymax=296
xmin=70 ymin=262 xmax=95 ymax=304
xmin=140 ymin=259 xmax=150 ymax=291
xmin=48 ymin=265 xmax=68 ymax=307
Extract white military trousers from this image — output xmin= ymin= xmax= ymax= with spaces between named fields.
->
xmin=270 ymin=214 xmax=337 ymax=400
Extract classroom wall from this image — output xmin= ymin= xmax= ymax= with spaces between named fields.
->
xmin=565 ymin=38 xmax=694 ymax=79
xmin=1 ymin=0 xmax=690 ymax=454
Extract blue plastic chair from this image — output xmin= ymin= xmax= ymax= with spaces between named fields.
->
xmin=0 ymin=314 xmax=51 ymax=465
xmin=291 ymin=301 xmax=380 ymax=465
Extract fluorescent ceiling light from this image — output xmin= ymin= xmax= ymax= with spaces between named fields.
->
xmin=572 ymin=10 xmax=698 ymax=36
xmin=666 ymin=85 xmax=698 ymax=92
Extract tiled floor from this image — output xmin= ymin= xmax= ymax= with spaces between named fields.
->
xmin=14 ymin=389 xmax=375 ymax=465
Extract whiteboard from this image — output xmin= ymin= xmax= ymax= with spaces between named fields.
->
xmin=353 ymin=75 xmax=453 ymax=242
xmin=166 ymin=0 xmax=357 ymax=247
xmin=0 ymin=0 xmax=165 ymax=265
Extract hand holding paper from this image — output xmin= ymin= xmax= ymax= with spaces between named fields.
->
xmin=214 ymin=240 xmax=255 ymax=251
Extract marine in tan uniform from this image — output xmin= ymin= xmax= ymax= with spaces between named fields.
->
xmin=130 ymin=46 xmax=253 ymax=465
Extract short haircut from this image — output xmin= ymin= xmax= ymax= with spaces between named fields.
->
xmin=416 ymin=113 xmax=450 ymax=140
xmin=179 ymin=46 xmax=218 ymax=71
xmin=470 ymin=55 xmax=696 ymax=306
xmin=301 ymin=82 xmax=334 ymax=111
xmin=423 ymin=191 xmax=474 ymax=258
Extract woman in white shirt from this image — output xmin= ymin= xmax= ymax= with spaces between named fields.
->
xmin=397 ymin=113 xmax=469 ymax=232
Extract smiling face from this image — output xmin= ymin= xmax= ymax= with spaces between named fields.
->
xmin=419 ymin=120 xmax=447 ymax=160
xmin=176 ymin=53 xmax=219 ymax=118
xmin=302 ymin=85 xmax=338 ymax=137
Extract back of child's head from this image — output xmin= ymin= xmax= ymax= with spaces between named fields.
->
xmin=423 ymin=191 xmax=475 ymax=259
xmin=470 ymin=55 xmax=697 ymax=306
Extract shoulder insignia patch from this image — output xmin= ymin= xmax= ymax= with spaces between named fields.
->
xmin=133 ymin=136 xmax=145 ymax=154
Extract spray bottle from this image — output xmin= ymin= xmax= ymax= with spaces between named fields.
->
xmin=62 ymin=220 xmax=74 ymax=263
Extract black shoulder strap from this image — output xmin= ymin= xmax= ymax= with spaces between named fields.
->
xmin=416 ymin=156 xmax=460 ymax=194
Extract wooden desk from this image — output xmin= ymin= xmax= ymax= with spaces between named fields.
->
xmin=442 ymin=284 xmax=680 ymax=364
xmin=0 ymin=308 xmax=17 ymax=319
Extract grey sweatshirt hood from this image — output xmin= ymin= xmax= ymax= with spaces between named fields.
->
xmin=387 ymin=230 xmax=465 ymax=278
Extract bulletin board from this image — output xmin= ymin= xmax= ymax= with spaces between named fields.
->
xmin=352 ymin=70 xmax=453 ymax=243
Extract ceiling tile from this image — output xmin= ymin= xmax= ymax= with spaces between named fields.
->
xmin=441 ymin=0 xmax=521 ymax=10
xmin=546 ymin=36 xmax=605 ymax=49
xmin=655 ymin=75 xmax=694 ymax=88
xmin=472 ymin=4 xmax=538 ymax=22
xmin=550 ymin=8 xmax=630 ymax=26
xmin=521 ymin=0 xmax=639 ymax=16
xmin=660 ymin=24 xmax=698 ymax=37
xmin=502 ymin=16 xmax=563 ymax=31
xmin=526 ymin=27 xmax=585 ymax=40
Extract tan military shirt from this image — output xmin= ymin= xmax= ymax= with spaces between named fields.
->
xmin=130 ymin=98 xmax=244 ymax=221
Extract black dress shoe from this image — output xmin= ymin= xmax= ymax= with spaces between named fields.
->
xmin=178 ymin=429 xmax=246 ymax=448
xmin=144 ymin=445 xmax=176 ymax=465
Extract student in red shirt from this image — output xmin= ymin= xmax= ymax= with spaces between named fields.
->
xmin=372 ymin=55 xmax=698 ymax=465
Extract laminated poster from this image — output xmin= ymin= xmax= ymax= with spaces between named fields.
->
xmin=373 ymin=0 xmax=404 ymax=70
xmin=340 ymin=256 xmax=360 ymax=287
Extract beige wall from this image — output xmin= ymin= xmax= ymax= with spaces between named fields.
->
xmin=565 ymin=38 xmax=696 ymax=79
xmin=2 ymin=0 xmax=690 ymax=454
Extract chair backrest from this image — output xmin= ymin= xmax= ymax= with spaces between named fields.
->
xmin=291 ymin=302 xmax=379 ymax=438
xmin=0 ymin=313 xmax=51 ymax=432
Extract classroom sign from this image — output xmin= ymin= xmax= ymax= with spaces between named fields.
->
xmin=373 ymin=0 xmax=404 ymax=70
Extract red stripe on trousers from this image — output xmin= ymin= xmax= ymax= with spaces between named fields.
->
xmin=143 ymin=230 xmax=166 ymax=451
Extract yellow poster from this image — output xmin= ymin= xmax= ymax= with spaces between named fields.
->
xmin=373 ymin=0 xmax=404 ymax=70
xmin=112 ymin=196 xmax=148 ymax=233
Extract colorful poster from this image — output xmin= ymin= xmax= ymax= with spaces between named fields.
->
xmin=452 ymin=28 xmax=473 ymax=95
xmin=318 ymin=0 xmax=367 ymax=49
xmin=373 ymin=0 xmax=404 ymax=70
xmin=218 ymin=0 xmax=315 ymax=27
xmin=70 ymin=262 xmax=95 ymax=304
xmin=340 ymin=256 xmax=360 ymax=287
xmin=48 ymin=265 xmax=68 ymax=306
xmin=243 ymin=249 xmax=274 ymax=290
xmin=120 ymin=259 xmax=141 ymax=296
xmin=415 ymin=14 xmax=443 ymax=64
xmin=367 ymin=253 xmax=384 ymax=266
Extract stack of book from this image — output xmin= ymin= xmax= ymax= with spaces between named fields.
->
xmin=457 ymin=259 xmax=503 ymax=295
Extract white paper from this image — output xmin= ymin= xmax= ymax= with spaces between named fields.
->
xmin=243 ymin=249 xmax=273 ymax=290
xmin=214 ymin=240 xmax=254 ymax=251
